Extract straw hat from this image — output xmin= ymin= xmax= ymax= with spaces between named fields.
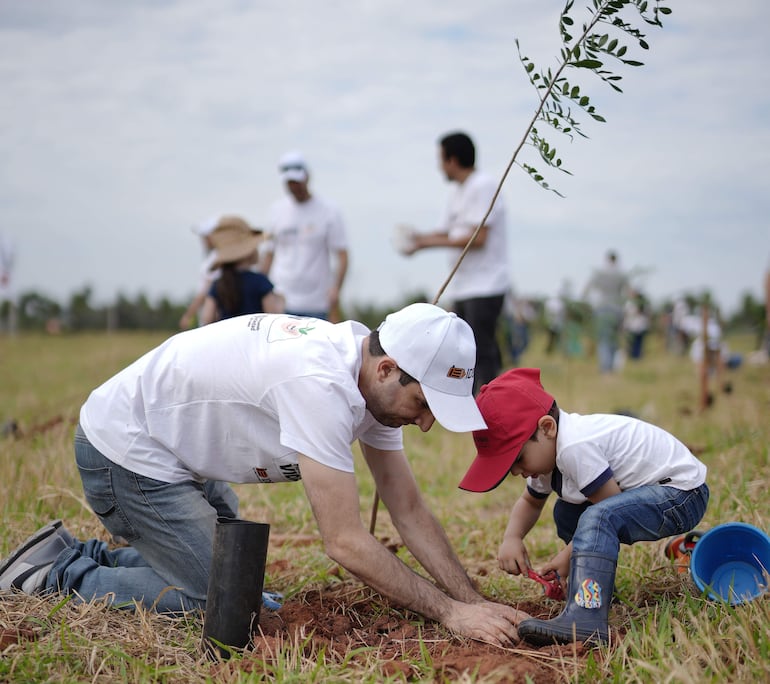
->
xmin=208 ymin=215 xmax=263 ymax=270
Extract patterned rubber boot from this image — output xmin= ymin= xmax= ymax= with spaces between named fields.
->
xmin=518 ymin=552 xmax=616 ymax=647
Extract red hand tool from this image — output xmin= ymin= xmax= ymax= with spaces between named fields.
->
xmin=527 ymin=567 xmax=565 ymax=600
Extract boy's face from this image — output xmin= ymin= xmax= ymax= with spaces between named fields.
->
xmin=508 ymin=416 xmax=558 ymax=479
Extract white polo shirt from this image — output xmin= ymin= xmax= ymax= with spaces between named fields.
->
xmin=528 ymin=411 xmax=707 ymax=504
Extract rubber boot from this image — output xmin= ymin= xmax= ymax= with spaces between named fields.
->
xmin=202 ymin=517 xmax=270 ymax=659
xmin=518 ymin=552 xmax=616 ymax=647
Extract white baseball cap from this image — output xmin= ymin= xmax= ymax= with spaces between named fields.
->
xmin=377 ymin=303 xmax=487 ymax=433
xmin=278 ymin=150 xmax=309 ymax=183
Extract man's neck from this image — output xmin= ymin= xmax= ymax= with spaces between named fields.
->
xmin=452 ymin=167 xmax=474 ymax=184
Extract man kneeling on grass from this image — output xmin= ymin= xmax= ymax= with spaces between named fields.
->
xmin=0 ymin=304 xmax=526 ymax=647
xmin=459 ymin=367 xmax=709 ymax=646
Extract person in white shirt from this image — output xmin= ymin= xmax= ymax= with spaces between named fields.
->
xmin=460 ymin=368 xmax=708 ymax=647
xmin=260 ymin=152 xmax=349 ymax=322
xmin=0 ymin=304 xmax=526 ymax=647
xmin=0 ymin=232 xmax=16 ymax=333
xmin=399 ymin=131 xmax=511 ymax=394
xmin=582 ymin=250 xmax=631 ymax=373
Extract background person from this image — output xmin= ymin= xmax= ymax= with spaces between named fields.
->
xmin=623 ymin=288 xmax=650 ymax=360
xmin=199 ymin=216 xmax=284 ymax=324
xmin=399 ymin=131 xmax=511 ymax=394
xmin=459 ymin=368 xmax=708 ymax=646
xmin=260 ymin=151 xmax=349 ymax=321
xmin=0 ymin=231 xmax=17 ymax=334
xmin=0 ymin=304 xmax=526 ymax=647
xmin=582 ymin=250 xmax=630 ymax=373
xmin=179 ymin=216 xmax=220 ymax=330
xmin=543 ymin=293 xmax=566 ymax=355
xmin=764 ymin=256 xmax=770 ymax=354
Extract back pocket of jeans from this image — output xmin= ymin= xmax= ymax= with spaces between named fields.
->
xmin=78 ymin=465 xmax=117 ymax=517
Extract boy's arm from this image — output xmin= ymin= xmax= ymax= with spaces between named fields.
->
xmin=498 ymin=490 xmax=546 ymax=575
xmin=540 ymin=478 xmax=623 ymax=582
xmin=587 ymin=478 xmax=622 ymax=503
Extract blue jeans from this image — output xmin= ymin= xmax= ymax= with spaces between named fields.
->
xmin=453 ymin=294 xmax=505 ymax=394
xmin=47 ymin=426 xmax=239 ymax=613
xmin=594 ymin=306 xmax=623 ymax=373
xmin=553 ymin=483 xmax=709 ymax=559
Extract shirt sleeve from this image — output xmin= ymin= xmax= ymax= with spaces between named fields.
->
xmin=558 ymin=443 xmax=615 ymax=497
xmin=326 ymin=205 xmax=349 ymax=251
xmin=269 ymin=375 xmax=363 ymax=473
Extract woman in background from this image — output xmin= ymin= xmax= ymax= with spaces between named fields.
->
xmin=200 ymin=216 xmax=284 ymax=324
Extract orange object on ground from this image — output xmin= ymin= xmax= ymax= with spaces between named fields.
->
xmin=664 ymin=530 xmax=704 ymax=573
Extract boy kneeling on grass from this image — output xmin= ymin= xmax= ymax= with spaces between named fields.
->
xmin=459 ymin=368 xmax=709 ymax=647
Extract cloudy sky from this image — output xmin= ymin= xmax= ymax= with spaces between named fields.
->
xmin=1 ymin=0 xmax=768 ymax=316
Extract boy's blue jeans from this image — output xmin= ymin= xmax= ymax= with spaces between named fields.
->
xmin=553 ymin=483 xmax=709 ymax=559
xmin=47 ymin=426 xmax=239 ymax=613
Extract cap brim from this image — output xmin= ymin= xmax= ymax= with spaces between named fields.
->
xmin=421 ymin=385 xmax=487 ymax=433
xmin=281 ymin=170 xmax=308 ymax=183
xmin=458 ymin=441 xmax=522 ymax=492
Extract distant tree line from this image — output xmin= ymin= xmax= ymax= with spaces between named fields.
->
xmin=0 ymin=285 xmax=765 ymax=344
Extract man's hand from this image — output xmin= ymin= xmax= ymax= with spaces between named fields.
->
xmin=443 ymin=600 xmax=530 ymax=647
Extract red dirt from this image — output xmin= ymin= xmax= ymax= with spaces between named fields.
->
xmin=233 ymin=585 xmax=588 ymax=682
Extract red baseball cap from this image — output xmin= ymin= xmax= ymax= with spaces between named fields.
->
xmin=459 ymin=368 xmax=555 ymax=492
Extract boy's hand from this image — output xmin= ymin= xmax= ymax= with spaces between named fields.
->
xmin=498 ymin=537 xmax=530 ymax=576
xmin=540 ymin=545 xmax=572 ymax=593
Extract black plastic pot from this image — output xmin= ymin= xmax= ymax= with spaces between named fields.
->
xmin=202 ymin=517 xmax=270 ymax=658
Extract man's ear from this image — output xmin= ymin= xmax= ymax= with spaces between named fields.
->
xmin=376 ymin=356 xmax=399 ymax=381
xmin=538 ymin=415 xmax=557 ymax=438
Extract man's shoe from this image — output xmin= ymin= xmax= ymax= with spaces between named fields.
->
xmin=0 ymin=521 xmax=70 ymax=594
xmin=55 ymin=523 xmax=77 ymax=548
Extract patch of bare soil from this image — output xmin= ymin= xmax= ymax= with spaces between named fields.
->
xmin=232 ymin=584 xmax=587 ymax=682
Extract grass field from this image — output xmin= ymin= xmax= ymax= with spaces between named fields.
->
xmin=1 ymin=327 xmax=769 ymax=682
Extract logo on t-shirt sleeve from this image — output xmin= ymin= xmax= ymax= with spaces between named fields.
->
xmin=253 ymin=463 xmax=302 ymax=483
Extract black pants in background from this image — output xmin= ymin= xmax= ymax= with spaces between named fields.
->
xmin=453 ymin=294 xmax=505 ymax=395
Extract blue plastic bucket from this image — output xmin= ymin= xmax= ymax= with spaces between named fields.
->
xmin=690 ymin=522 xmax=770 ymax=605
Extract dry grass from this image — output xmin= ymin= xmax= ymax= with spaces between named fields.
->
xmin=1 ymin=328 xmax=769 ymax=682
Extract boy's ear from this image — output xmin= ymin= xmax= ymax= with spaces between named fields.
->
xmin=538 ymin=415 xmax=557 ymax=438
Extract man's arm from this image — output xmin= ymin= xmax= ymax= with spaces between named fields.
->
xmin=407 ymin=225 xmax=489 ymax=254
xmin=299 ymin=453 xmax=524 ymax=645
xmin=360 ymin=443 xmax=481 ymax=603
xmin=327 ymin=248 xmax=348 ymax=321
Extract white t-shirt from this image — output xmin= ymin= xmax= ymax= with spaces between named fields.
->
xmin=79 ymin=315 xmax=402 ymax=484
xmin=527 ymin=411 xmax=707 ymax=504
xmin=0 ymin=233 xmax=15 ymax=302
xmin=262 ymin=195 xmax=348 ymax=313
xmin=584 ymin=263 xmax=629 ymax=311
xmin=440 ymin=170 xmax=510 ymax=300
